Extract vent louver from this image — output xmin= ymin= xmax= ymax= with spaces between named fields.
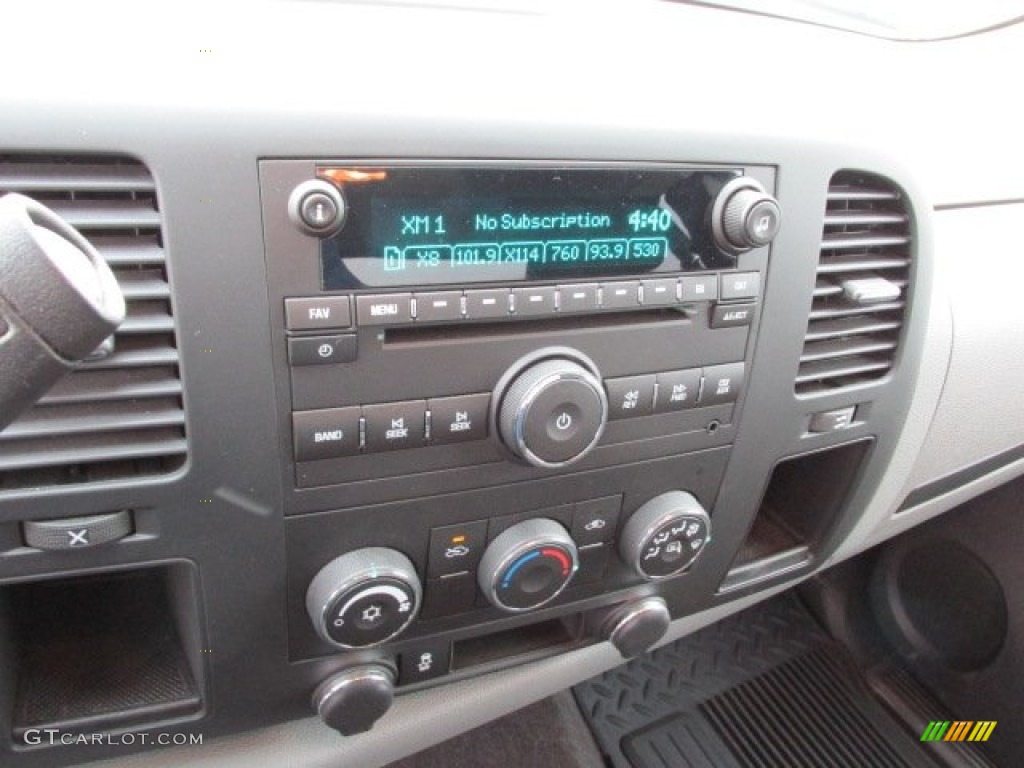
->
xmin=795 ymin=171 xmax=911 ymax=395
xmin=0 ymin=155 xmax=186 ymax=491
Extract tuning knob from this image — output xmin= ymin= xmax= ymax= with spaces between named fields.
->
xmin=497 ymin=354 xmax=608 ymax=468
xmin=313 ymin=663 xmax=395 ymax=736
xmin=306 ymin=548 xmax=422 ymax=649
xmin=712 ymin=178 xmax=781 ymax=253
xmin=478 ymin=518 xmax=579 ymax=612
xmin=619 ymin=491 xmax=711 ymax=580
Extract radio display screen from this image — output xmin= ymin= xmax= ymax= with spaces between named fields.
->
xmin=320 ymin=166 xmax=740 ymax=290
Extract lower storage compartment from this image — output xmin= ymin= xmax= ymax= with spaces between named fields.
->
xmin=0 ymin=562 xmax=204 ymax=745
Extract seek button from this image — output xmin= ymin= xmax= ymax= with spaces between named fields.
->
xmin=428 ymin=394 xmax=489 ymax=445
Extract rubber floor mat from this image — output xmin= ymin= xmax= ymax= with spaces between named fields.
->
xmin=573 ymin=593 xmax=946 ymax=768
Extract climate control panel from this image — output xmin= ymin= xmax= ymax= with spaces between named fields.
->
xmin=299 ymin=489 xmax=713 ymax=653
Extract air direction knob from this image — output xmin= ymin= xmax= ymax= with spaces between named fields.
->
xmin=619 ymin=491 xmax=711 ymax=580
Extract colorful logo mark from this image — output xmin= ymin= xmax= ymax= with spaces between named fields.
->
xmin=920 ymin=721 xmax=997 ymax=743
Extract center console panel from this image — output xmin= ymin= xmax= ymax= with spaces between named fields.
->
xmin=260 ymin=160 xmax=778 ymax=693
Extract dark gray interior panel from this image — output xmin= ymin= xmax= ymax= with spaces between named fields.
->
xmin=0 ymin=1 xmax=983 ymax=765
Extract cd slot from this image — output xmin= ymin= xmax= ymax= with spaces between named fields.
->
xmin=383 ymin=308 xmax=692 ymax=347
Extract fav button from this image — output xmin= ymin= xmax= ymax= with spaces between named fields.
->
xmin=285 ymin=296 xmax=352 ymax=331
xmin=428 ymin=520 xmax=489 ymax=578
xmin=428 ymin=393 xmax=489 ymax=445
xmin=363 ymin=401 xmax=426 ymax=451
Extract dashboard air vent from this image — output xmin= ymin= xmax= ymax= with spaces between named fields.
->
xmin=795 ymin=171 xmax=911 ymax=395
xmin=0 ymin=155 xmax=186 ymax=491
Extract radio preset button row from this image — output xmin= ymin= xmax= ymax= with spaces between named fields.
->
xmin=293 ymin=394 xmax=490 ymax=463
xmin=325 ymin=272 xmax=759 ymax=330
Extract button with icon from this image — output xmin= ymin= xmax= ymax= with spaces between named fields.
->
xmin=604 ymin=375 xmax=656 ymax=419
xmin=287 ymin=334 xmax=357 ymax=366
xmin=399 ymin=640 xmax=452 ymax=684
xmin=427 ymin=393 xmax=490 ymax=445
xmin=571 ymin=495 xmax=622 ymax=546
xmin=363 ymin=400 xmax=426 ymax=452
xmin=427 ymin=520 xmax=488 ymax=578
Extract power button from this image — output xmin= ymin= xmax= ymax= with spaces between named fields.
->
xmin=498 ymin=357 xmax=609 ymax=468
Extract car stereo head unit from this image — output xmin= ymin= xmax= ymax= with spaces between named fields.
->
xmin=260 ymin=159 xmax=778 ymax=679
xmin=303 ymin=165 xmax=777 ymax=290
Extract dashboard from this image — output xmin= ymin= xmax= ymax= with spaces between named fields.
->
xmin=0 ymin=2 xmax=1023 ymax=767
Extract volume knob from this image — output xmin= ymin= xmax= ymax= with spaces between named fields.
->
xmin=497 ymin=355 xmax=608 ymax=468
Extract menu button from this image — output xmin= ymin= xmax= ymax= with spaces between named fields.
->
xmin=357 ymin=294 xmax=414 ymax=326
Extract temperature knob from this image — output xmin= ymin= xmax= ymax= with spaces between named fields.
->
xmin=619 ymin=491 xmax=711 ymax=580
xmin=711 ymin=177 xmax=781 ymax=253
xmin=478 ymin=518 xmax=579 ymax=612
xmin=497 ymin=354 xmax=608 ymax=468
xmin=306 ymin=548 xmax=421 ymax=649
